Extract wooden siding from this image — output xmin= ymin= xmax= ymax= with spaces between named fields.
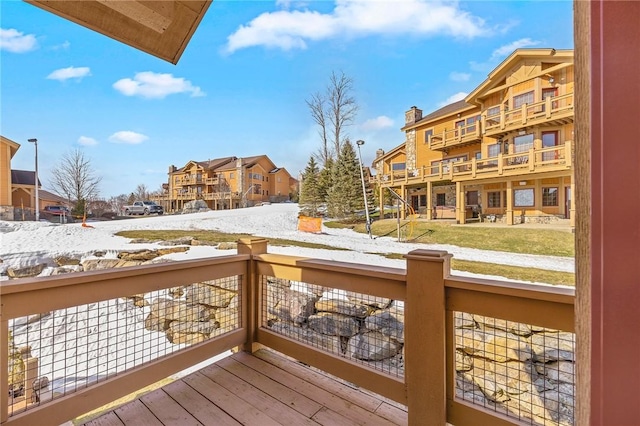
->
xmin=83 ymin=350 xmax=408 ymax=426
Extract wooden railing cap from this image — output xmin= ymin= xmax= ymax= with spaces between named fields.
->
xmin=404 ymin=249 xmax=451 ymax=261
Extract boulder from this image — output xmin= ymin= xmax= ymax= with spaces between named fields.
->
xmin=217 ymin=242 xmax=237 ymax=250
xmin=308 ymin=312 xmax=360 ymax=337
xmin=315 ymin=298 xmax=373 ymax=318
xmin=345 ymin=291 xmax=391 ymax=309
xmin=53 ymin=255 xmax=81 ymax=266
xmin=182 ymin=200 xmax=209 ymax=214
xmin=270 ymin=322 xmax=342 ymax=354
xmin=185 ymin=283 xmax=237 ymax=308
xmin=529 ymin=332 xmax=575 ymax=362
xmin=150 ymin=298 xmax=211 ymax=322
xmin=268 ymin=288 xmax=317 ymax=325
xmin=7 ymin=263 xmax=47 ymax=278
xmin=346 ymin=331 xmax=401 ymax=361
xmin=144 ymin=314 xmax=173 ymax=332
xmin=364 ymin=308 xmax=404 ymax=343
xmin=158 ymin=237 xmax=194 ymax=246
xmin=456 ymin=329 xmax=533 ymax=362
xmin=169 ymin=320 xmax=219 ymax=335
xmin=473 ymin=314 xmax=533 ymax=336
xmin=535 ymin=360 xmax=575 ymax=383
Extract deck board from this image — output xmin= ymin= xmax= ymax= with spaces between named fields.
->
xmin=85 ymin=349 xmax=407 ymax=426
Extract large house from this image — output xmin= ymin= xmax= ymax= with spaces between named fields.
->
xmin=375 ymin=48 xmax=574 ymax=226
xmin=0 ymin=136 xmax=20 ymax=220
xmin=155 ymin=155 xmax=295 ymax=212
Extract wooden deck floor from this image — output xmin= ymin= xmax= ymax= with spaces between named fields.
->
xmin=82 ymin=349 xmax=408 ymax=426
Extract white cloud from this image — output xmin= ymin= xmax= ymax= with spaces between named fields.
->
xmin=108 ymin=131 xmax=149 ymax=145
xmin=438 ymin=92 xmax=468 ymax=107
xmin=51 ymin=41 xmax=71 ymax=51
xmin=225 ymin=0 xmax=488 ymax=53
xmin=0 ymin=28 xmax=38 ymax=53
xmin=113 ymin=72 xmax=205 ymax=99
xmin=47 ymin=66 xmax=91 ymax=81
xmin=490 ymin=38 xmax=540 ymax=60
xmin=78 ymin=136 xmax=98 ymax=146
xmin=449 ymin=71 xmax=471 ymax=82
xmin=360 ymin=115 xmax=394 ymax=131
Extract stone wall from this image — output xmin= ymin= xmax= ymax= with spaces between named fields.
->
xmin=265 ymin=278 xmax=575 ymax=425
xmin=405 ymin=130 xmax=417 ymax=171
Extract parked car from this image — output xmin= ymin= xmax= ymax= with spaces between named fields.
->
xmin=122 ymin=201 xmax=164 ymax=216
xmin=43 ymin=205 xmax=70 ymax=216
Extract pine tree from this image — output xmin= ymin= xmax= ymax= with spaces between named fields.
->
xmin=317 ymin=157 xmax=334 ymax=202
xmin=299 ymin=157 xmax=323 ymax=217
xmin=326 ymin=140 xmax=364 ymax=219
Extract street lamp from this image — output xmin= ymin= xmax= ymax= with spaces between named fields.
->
xmin=28 ymin=138 xmax=39 ymax=221
xmin=356 ymin=140 xmax=372 ymax=239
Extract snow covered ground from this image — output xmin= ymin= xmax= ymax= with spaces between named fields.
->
xmin=0 ymin=203 xmax=574 ymax=281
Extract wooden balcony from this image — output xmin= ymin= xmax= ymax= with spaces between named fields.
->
xmin=429 ymin=122 xmax=482 ymax=151
xmin=2 ymin=240 xmax=575 ymax=426
xmin=378 ymin=141 xmax=572 ymax=186
xmin=81 ymin=349 xmax=406 ymax=425
xmin=482 ymin=93 xmax=574 ymax=139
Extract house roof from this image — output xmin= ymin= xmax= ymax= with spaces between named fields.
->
xmin=1 ymin=135 xmax=20 ymax=159
xmin=11 ymin=170 xmax=41 ymax=187
xmin=39 ymin=190 xmax=68 ymax=204
xmin=25 ymin=0 xmax=212 ymax=64
xmin=401 ymin=100 xmax=476 ymax=131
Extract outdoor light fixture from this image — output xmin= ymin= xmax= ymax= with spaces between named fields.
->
xmin=356 ymin=139 xmax=372 ymax=239
xmin=28 ymin=138 xmax=39 ymax=221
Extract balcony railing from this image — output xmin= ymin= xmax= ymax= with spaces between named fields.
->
xmin=483 ymin=93 xmax=574 ymax=137
xmin=429 ymin=121 xmax=482 ymax=151
xmin=2 ymin=239 xmax=575 ymax=426
xmin=378 ymin=142 xmax=572 ymax=186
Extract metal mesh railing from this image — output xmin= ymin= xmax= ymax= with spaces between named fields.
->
xmin=260 ymin=276 xmax=404 ymax=378
xmin=7 ymin=276 xmax=241 ymax=417
xmin=454 ymin=312 xmax=575 ymax=425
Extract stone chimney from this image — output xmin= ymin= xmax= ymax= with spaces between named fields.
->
xmin=375 ymin=149 xmax=385 ymax=159
xmin=168 ymin=165 xmax=177 ymax=173
xmin=405 ymin=106 xmax=423 ymax=125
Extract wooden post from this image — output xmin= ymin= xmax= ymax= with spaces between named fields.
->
xmin=426 ymin=181 xmax=433 ymax=220
xmin=506 ymin=180 xmax=514 ymax=225
xmin=404 ymin=250 xmax=452 ymax=426
xmin=237 ymin=238 xmax=268 ymax=353
xmin=1 ymin=321 xmax=8 ymax=423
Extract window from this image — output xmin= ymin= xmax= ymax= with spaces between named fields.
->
xmin=466 ymin=115 xmax=481 ymax=133
xmin=253 ymin=184 xmax=261 ymax=195
xmin=488 ymin=191 xmax=501 ymax=208
xmin=424 ymin=129 xmax=433 ymax=143
xmin=419 ymin=195 xmax=427 ymax=206
xmin=392 ymin=163 xmax=406 ymax=171
xmin=514 ymin=134 xmax=534 ymax=153
xmin=487 ymin=105 xmax=500 ymax=117
xmin=514 ymin=188 xmax=534 ymax=207
xmin=475 ymin=151 xmax=482 ymax=160
xmin=542 ymin=131 xmax=559 ymax=161
xmin=542 ymin=88 xmax=558 ymax=111
xmin=488 ymin=143 xmax=500 ymax=157
xmin=466 ymin=191 xmax=479 ymax=206
xmin=436 ymin=193 xmax=446 ymax=206
xmin=513 ymin=91 xmax=534 ymax=109
xmin=543 ymin=187 xmax=559 ymax=206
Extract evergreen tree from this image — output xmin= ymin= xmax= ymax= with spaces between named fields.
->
xmin=299 ymin=157 xmax=323 ymax=217
xmin=326 ymin=140 xmax=363 ymax=219
xmin=317 ymin=157 xmax=334 ymax=202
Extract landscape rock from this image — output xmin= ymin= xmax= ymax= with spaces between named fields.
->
xmin=144 ymin=314 xmax=172 ymax=332
xmin=182 ymin=200 xmax=209 ymax=214
xmin=315 ymin=298 xmax=372 ymax=318
xmin=529 ymin=332 xmax=575 ymax=362
xmin=270 ymin=322 xmax=342 ymax=354
xmin=185 ymin=283 xmax=237 ymax=308
xmin=346 ymin=331 xmax=401 ymax=361
xmin=53 ymin=255 xmax=81 ymax=266
xmin=269 ymin=288 xmax=317 ymax=325
xmin=308 ymin=312 xmax=360 ymax=337
xmin=7 ymin=263 xmax=47 ymax=278
xmin=364 ymin=307 xmax=404 ymax=343
xmin=217 ymin=242 xmax=237 ymax=250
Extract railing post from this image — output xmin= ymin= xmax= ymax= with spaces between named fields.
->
xmin=237 ymin=238 xmax=268 ymax=353
xmin=404 ymin=250 xmax=452 ymax=426
xmin=529 ymin=148 xmax=535 ymax=171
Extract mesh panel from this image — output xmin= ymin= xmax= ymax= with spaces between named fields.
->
xmin=7 ymin=276 xmax=241 ymax=417
xmin=454 ymin=312 xmax=575 ymax=425
xmin=261 ymin=275 xmax=404 ymax=378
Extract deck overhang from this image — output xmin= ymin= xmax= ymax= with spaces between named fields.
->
xmin=25 ymin=0 xmax=212 ymax=64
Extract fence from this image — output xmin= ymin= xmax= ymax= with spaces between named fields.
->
xmin=2 ymin=239 xmax=575 ymax=425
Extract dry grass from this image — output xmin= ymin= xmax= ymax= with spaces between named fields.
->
xmin=328 ymin=219 xmax=574 ymax=257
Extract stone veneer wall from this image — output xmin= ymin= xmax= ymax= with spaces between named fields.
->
xmin=405 ymin=130 xmax=416 ymax=171
xmin=0 ymin=205 xmax=15 ymax=220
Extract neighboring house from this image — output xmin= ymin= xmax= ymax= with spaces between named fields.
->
xmin=375 ymin=48 xmax=574 ymax=226
xmin=10 ymin=170 xmax=41 ymax=211
xmin=155 ymin=155 xmax=293 ymax=212
xmin=1 ymin=136 xmax=20 ymax=220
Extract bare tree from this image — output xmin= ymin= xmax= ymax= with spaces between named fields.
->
xmin=306 ymin=91 xmax=331 ymax=165
xmin=49 ymin=149 xmax=101 ymax=210
xmin=134 ymin=183 xmax=150 ymax=200
xmin=306 ymin=70 xmax=358 ymax=165
xmin=327 ymin=71 xmax=358 ymax=156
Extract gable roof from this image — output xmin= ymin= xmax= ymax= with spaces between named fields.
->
xmin=39 ymin=190 xmax=68 ymax=204
xmin=1 ymin=135 xmax=20 ymax=159
xmin=11 ymin=170 xmax=41 ymax=187
xmin=466 ymin=48 xmax=574 ymax=103
xmin=401 ymin=100 xmax=476 ymax=131
xmin=26 ymin=0 xmax=212 ymax=64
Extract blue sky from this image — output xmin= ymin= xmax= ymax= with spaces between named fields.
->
xmin=1 ymin=0 xmax=573 ymax=198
